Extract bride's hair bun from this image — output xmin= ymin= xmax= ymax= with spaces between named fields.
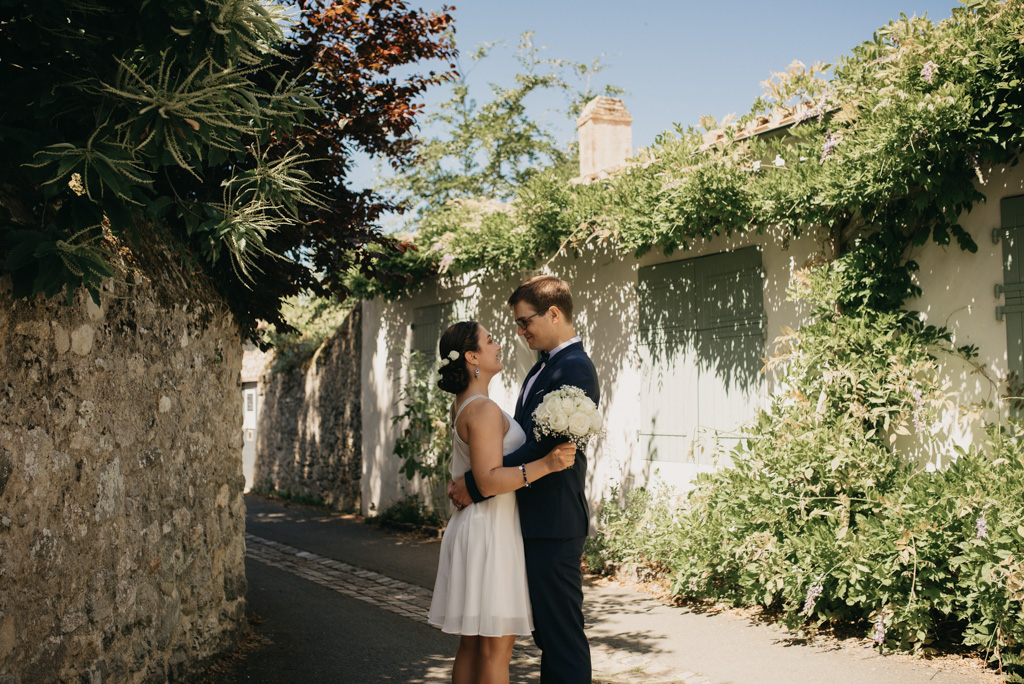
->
xmin=437 ymin=321 xmax=480 ymax=394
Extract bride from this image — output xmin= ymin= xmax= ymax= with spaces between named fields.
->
xmin=427 ymin=321 xmax=576 ymax=684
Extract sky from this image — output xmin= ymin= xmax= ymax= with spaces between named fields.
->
xmin=350 ymin=0 xmax=964 ymax=198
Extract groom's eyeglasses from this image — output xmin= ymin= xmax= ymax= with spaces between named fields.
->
xmin=514 ymin=308 xmax=550 ymax=331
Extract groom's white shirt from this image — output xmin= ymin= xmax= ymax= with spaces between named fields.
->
xmin=519 ymin=335 xmax=581 ymax=409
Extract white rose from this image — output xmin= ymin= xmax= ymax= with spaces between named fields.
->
xmin=560 ymin=397 xmax=576 ymax=413
xmin=548 ymin=409 xmax=569 ymax=433
xmin=568 ymin=412 xmax=591 ymax=437
xmin=588 ymin=409 xmax=602 ymax=432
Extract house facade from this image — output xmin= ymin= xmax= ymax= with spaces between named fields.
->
xmin=360 ymin=98 xmax=1024 ymax=518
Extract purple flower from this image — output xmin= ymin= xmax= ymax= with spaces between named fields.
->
xmin=891 ymin=34 xmax=900 ymax=49
xmin=921 ymin=61 xmax=938 ymax=84
xmin=438 ymin=253 xmax=455 ymax=272
xmin=820 ymin=132 xmax=842 ymax=163
xmin=872 ymin=614 xmax=887 ymax=646
xmin=795 ymin=93 xmax=829 ymax=124
xmin=801 ymin=583 xmax=824 ymax=616
xmin=976 ymin=514 xmax=988 ymax=539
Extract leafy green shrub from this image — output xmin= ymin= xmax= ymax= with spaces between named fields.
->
xmin=391 ymin=352 xmax=453 ymax=520
xmin=376 ymin=494 xmax=444 ymax=529
xmin=584 ymin=485 xmax=681 ymax=581
xmin=263 ymin=292 xmax=353 ymax=373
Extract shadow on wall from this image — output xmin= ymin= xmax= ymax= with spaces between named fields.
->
xmin=634 ymin=245 xmax=765 ymax=397
xmin=554 ymin=241 xmax=770 ymax=492
xmin=549 ymin=245 xmax=641 ymax=496
xmin=387 ymin=237 xmax=784 ymax=505
xmin=460 ymin=244 xmax=636 ymax=409
xmin=363 ymin=299 xmax=414 ymax=512
xmin=253 ymin=305 xmax=362 ymax=511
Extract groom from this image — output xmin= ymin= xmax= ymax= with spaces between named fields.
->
xmin=449 ymin=275 xmax=599 ymax=684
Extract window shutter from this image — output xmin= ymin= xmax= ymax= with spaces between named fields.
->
xmin=412 ymin=298 xmax=472 ymax=355
xmin=637 ymin=247 xmax=765 ymax=465
xmin=999 ymin=195 xmax=1024 ymax=392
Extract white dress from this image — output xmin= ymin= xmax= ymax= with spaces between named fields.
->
xmin=428 ymin=394 xmax=534 ymax=637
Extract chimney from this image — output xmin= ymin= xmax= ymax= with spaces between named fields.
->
xmin=576 ymin=97 xmax=633 ymax=178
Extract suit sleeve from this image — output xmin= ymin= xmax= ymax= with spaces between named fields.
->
xmin=465 ymin=355 xmax=599 ymax=503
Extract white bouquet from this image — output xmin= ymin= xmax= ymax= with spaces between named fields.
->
xmin=532 ymin=385 xmax=603 ymax=449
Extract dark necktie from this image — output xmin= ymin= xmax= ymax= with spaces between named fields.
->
xmin=540 ymin=350 xmax=550 ymax=362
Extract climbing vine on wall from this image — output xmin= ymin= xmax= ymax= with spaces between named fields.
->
xmin=354 ymin=0 xmax=1024 ymax=314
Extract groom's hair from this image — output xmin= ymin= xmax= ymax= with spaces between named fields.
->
xmin=508 ymin=275 xmax=573 ymax=322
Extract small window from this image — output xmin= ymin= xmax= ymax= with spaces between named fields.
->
xmin=412 ymin=298 xmax=471 ymax=354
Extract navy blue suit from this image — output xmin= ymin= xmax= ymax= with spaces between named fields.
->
xmin=464 ymin=341 xmax=599 ymax=684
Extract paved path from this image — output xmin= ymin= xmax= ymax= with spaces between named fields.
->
xmin=242 ymin=533 xmax=703 ymax=683
xmin=205 ymin=495 xmax=998 ymax=683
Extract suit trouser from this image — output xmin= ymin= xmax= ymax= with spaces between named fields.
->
xmin=524 ymin=536 xmax=590 ymax=684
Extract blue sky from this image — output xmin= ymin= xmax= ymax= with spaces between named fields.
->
xmin=352 ymin=0 xmax=963 ymax=197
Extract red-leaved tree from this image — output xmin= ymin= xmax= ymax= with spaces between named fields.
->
xmin=263 ymin=0 xmax=458 ymax=305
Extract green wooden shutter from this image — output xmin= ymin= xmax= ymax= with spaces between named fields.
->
xmin=412 ymin=298 xmax=472 ymax=355
xmin=638 ymin=259 xmax=700 ymax=462
xmin=696 ymin=248 xmax=765 ymax=463
xmin=637 ymin=247 xmax=765 ymax=464
xmin=999 ymin=195 xmax=1024 ymax=390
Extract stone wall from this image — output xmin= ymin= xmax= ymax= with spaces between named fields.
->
xmin=253 ymin=305 xmax=361 ymax=511
xmin=0 ymin=274 xmax=247 ymax=682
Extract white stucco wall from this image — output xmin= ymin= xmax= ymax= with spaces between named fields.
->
xmin=361 ymin=162 xmax=1024 ymax=517
xmin=361 ymin=275 xmax=529 ymax=515
xmin=899 ymin=162 xmax=1024 ymax=467
xmin=360 ymin=228 xmax=821 ymax=514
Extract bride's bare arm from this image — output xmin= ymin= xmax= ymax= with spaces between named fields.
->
xmin=460 ymin=400 xmax=575 ymax=499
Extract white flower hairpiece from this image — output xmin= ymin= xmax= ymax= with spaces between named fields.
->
xmin=438 ymin=349 xmax=460 ymax=369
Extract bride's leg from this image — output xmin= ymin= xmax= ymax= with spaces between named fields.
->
xmin=477 ymin=635 xmax=516 ymax=684
xmin=453 ymin=635 xmax=479 ymax=684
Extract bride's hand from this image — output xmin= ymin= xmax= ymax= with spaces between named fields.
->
xmin=545 ymin=442 xmax=576 ymax=472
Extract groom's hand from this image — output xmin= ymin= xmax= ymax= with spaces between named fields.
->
xmin=448 ymin=476 xmax=471 ymax=509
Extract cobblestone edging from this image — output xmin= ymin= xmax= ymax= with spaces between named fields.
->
xmin=244 ymin=534 xmax=708 ymax=683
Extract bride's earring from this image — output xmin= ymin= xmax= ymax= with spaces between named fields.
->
xmin=474 ymin=367 xmax=480 ymax=378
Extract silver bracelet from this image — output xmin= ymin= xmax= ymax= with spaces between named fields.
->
xmin=518 ymin=463 xmax=530 ymax=488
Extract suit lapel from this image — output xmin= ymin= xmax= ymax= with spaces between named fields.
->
xmin=521 ymin=361 xmax=556 ymax=428
xmin=519 ymin=341 xmax=584 ymax=431
xmin=514 ymin=358 xmax=546 ymax=424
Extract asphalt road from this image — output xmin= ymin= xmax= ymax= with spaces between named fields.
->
xmin=203 ymin=494 xmax=997 ymax=684
xmin=242 ymin=494 xmax=442 ymax=589
xmin=203 ymin=495 xmax=458 ymax=683
xmin=213 ymin=558 xmax=457 ymax=683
